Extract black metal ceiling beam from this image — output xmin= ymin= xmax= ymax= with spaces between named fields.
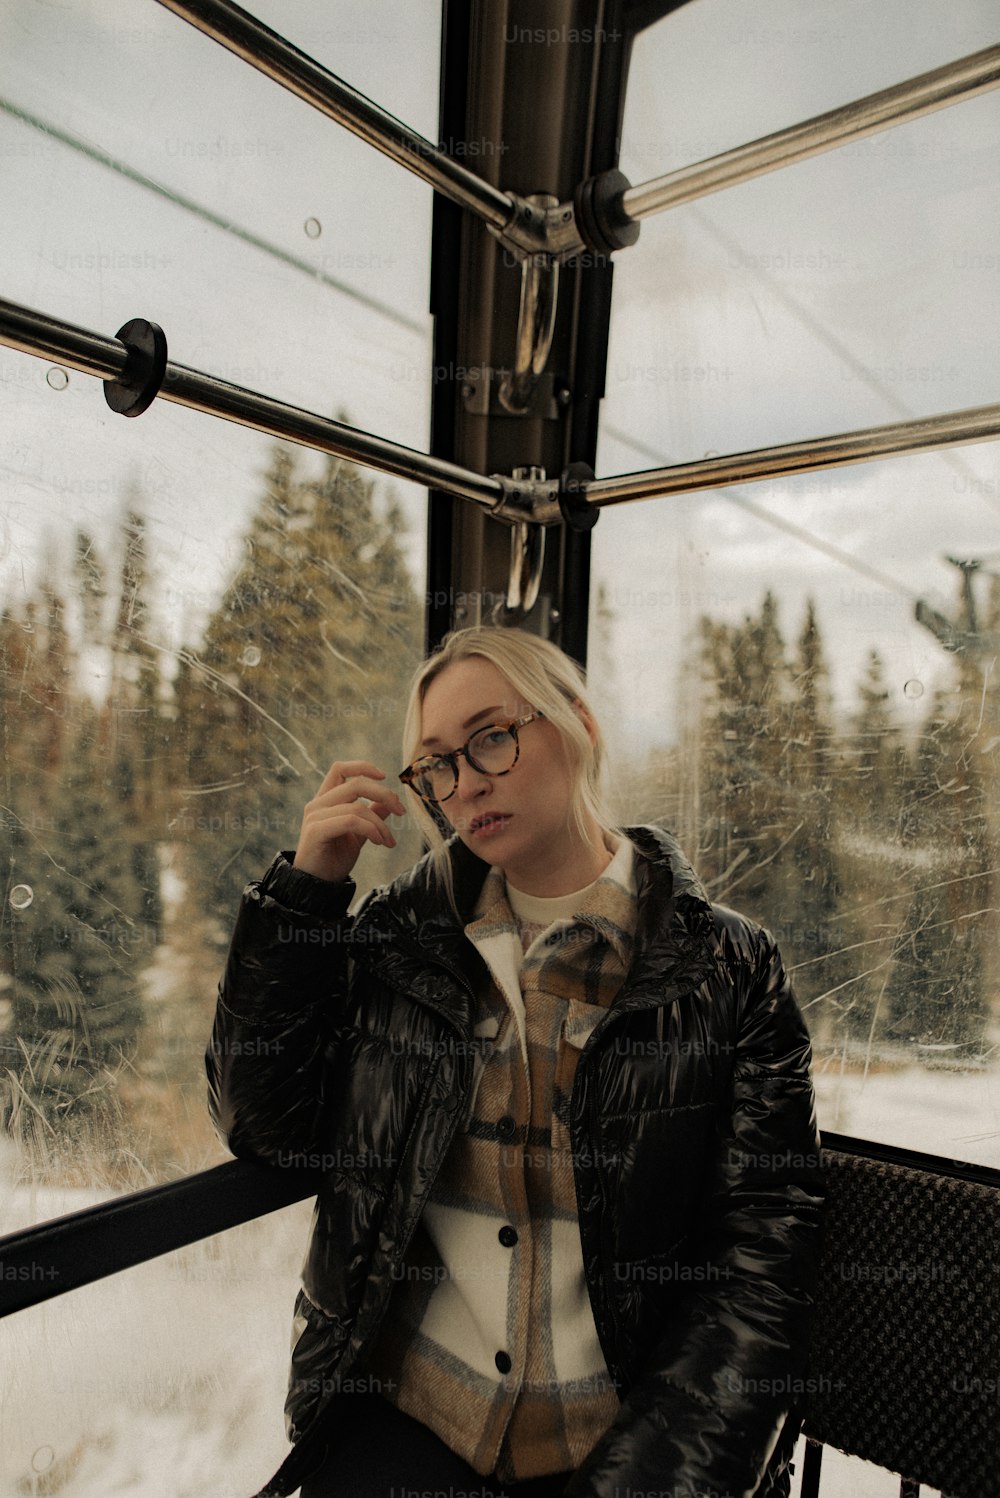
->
xmin=427 ymin=0 xmax=637 ymax=666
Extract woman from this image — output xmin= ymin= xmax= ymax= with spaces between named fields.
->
xmin=208 ymin=625 xmax=825 ymax=1498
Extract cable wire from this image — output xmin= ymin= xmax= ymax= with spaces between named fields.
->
xmin=0 ymin=96 xmax=427 ymax=339
xmin=601 ymin=422 xmax=921 ymax=603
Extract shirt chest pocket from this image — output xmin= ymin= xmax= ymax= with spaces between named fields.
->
xmin=551 ymin=1001 xmax=607 ymax=1153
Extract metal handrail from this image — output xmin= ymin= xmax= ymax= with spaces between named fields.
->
xmin=154 ymin=0 xmax=516 ymax=236
xmin=619 ymin=43 xmax=1000 ymax=223
xmin=0 ymin=1157 xmax=320 ymax=1318
xmin=0 ymin=297 xmax=509 ymax=512
xmin=0 ymin=1131 xmax=995 ymax=1320
xmin=147 ymin=10 xmax=1000 ymax=265
xmin=3 ymin=295 xmax=1000 ymax=519
xmin=578 ymin=401 xmax=1000 ymax=507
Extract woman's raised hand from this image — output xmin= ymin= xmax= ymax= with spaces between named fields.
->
xmin=292 ymin=760 xmax=407 ymax=884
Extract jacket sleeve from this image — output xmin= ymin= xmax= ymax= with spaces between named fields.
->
xmin=205 ymin=850 xmax=366 ymax=1167
xmin=565 ymin=918 xmax=825 ymax=1498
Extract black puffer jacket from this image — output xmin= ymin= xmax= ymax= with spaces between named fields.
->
xmin=208 ymin=823 xmax=824 ymax=1498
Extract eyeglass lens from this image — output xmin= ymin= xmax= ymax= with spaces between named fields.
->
xmin=414 ymin=724 xmax=518 ymax=801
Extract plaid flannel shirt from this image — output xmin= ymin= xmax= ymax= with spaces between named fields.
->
xmin=357 ymin=833 xmax=639 ymax=1480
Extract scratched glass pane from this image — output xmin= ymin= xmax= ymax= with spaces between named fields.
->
xmin=0 ymin=0 xmax=434 ymax=1232
xmin=587 ymin=0 xmax=1000 ymax=1172
xmin=0 ymin=0 xmax=997 ymax=1491
xmin=0 ymin=1201 xmax=313 ymax=1497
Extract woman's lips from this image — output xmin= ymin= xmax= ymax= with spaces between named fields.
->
xmin=471 ymin=814 xmax=512 ymax=838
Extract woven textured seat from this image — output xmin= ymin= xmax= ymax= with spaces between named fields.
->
xmin=802 ymin=1147 xmax=1000 ymax=1498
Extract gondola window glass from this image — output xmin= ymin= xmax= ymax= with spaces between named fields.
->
xmin=587 ymin=0 xmax=1000 ymax=1169
xmin=0 ymin=0 xmax=436 ymax=1216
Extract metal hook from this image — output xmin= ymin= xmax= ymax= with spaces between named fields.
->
xmin=505 ymin=519 xmax=545 ymax=616
xmin=498 ymin=195 xmax=560 ymax=415
xmin=491 ymin=468 xmax=547 ymax=624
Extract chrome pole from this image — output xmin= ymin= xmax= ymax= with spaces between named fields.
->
xmin=0 ymin=298 xmax=127 ymax=381
xmin=621 ymin=44 xmax=1000 ymax=222
xmin=7 ymin=299 xmax=999 ymax=518
xmin=0 ymin=298 xmax=506 ymax=511
xmin=154 ymin=0 xmax=515 ymax=234
xmin=581 ymin=403 xmax=1000 ymax=507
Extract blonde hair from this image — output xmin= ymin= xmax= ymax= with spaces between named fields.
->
xmin=400 ymin=626 xmax=620 ymax=914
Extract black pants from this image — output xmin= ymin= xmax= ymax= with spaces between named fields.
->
xmin=298 ymin=1392 xmax=574 ymax=1498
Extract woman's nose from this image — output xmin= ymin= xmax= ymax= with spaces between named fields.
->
xmin=455 ymin=754 xmax=490 ymax=797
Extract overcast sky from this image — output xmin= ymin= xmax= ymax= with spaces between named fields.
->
xmin=1 ymin=0 xmax=998 ymax=755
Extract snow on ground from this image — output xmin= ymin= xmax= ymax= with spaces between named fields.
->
xmin=814 ymin=1059 xmax=1000 ymax=1169
xmin=1 ymin=1187 xmax=312 ymax=1498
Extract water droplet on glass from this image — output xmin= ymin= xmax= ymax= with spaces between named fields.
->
xmin=904 ymin=679 xmax=924 ymax=699
xmin=10 ymin=884 xmax=34 ymax=910
xmin=46 ymin=367 xmax=69 ymax=391
xmin=304 ymin=217 xmax=322 ymax=239
xmin=239 ymin=645 xmax=261 ymax=668
xmin=32 ymin=1447 xmax=55 ymax=1474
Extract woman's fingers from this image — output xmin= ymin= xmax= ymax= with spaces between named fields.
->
xmin=309 ymin=770 xmax=407 ymax=819
xmin=293 ymin=762 xmax=407 ymax=879
xmin=315 ymin=759 xmax=391 ymax=797
xmin=308 ymin=805 xmax=394 ymax=847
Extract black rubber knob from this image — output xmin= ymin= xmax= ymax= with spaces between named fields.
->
xmin=559 ymin=463 xmax=598 ymax=531
xmin=103 ymin=318 xmax=168 ymax=418
xmin=573 ymin=169 xmax=640 ymax=257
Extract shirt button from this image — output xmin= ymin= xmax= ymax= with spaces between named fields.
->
xmin=496 ymin=1115 xmax=516 ymax=1140
xmin=498 ymin=1225 xmax=518 ymax=1248
xmin=495 ymin=1350 xmax=512 ymax=1374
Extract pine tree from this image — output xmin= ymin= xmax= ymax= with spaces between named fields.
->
xmin=103 ymin=505 xmax=165 ymax=944
xmin=5 ymin=701 xmax=146 ymax=1141
xmin=881 ymin=668 xmax=991 ymax=1064
xmin=0 ymin=586 xmax=73 ymax=936
xmin=2 ymin=525 xmax=165 ymax=1152
xmin=844 ymin=650 xmax=905 ymax=817
xmin=73 ymin=528 xmax=106 ymax=646
xmin=695 ymin=592 xmax=794 ymax=921
xmin=1 ymin=586 xmax=73 ymax=1134
xmin=683 ymin=595 xmax=857 ymax=1033
xmin=783 ymin=601 xmax=847 ymax=1046
xmin=175 ymin=443 xmax=423 ymax=941
xmin=826 ymin=650 xmax=912 ymax=1052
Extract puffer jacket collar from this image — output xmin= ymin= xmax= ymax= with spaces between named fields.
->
xmin=351 ymin=823 xmax=719 ymax=1032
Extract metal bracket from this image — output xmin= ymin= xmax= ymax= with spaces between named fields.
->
xmin=492 ymin=175 xmax=639 ymax=264
xmin=486 ymin=467 xmax=595 ymax=531
xmin=486 ymin=461 xmax=599 ymax=621
xmin=487 ymin=469 xmax=557 ymax=525
xmin=492 ymin=192 xmax=575 ymax=260
xmin=461 ymin=367 xmax=569 ymax=421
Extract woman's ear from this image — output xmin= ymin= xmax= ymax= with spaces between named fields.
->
xmin=571 ymin=696 xmax=599 ymax=748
